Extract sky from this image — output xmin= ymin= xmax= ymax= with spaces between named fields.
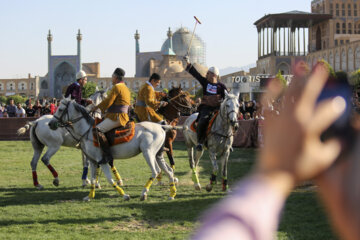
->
xmin=0 ymin=0 xmax=311 ymax=79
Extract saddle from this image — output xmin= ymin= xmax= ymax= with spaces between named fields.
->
xmin=190 ymin=111 xmax=219 ymax=136
xmin=93 ymin=118 xmax=135 ymax=147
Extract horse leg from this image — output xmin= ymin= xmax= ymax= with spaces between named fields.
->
xmin=94 ymin=165 xmax=102 ymax=189
xmin=81 ymin=152 xmax=91 ymax=187
xmin=156 ymin=151 xmax=176 ymax=200
xmin=165 ymin=131 xmax=176 ymax=170
xmin=141 ymin=150 xmax=159 ymax=201
xmin=108 ymin=159 xmax=123 ymax=186
xmin=187 ymin=145 xmax=201 ymax=190
xmin=220 ymin=150 xmax=230 ymax=192
xmin=30 ymin=146 xmax=44 ymax=190
xmin=40 ymin=146 xmax=60 ymax=187
xmin=83 ymin=160 xmax=97 ymax=201
xmin=100 ymin=163 xmax=130 ymax=201
xmin=194 ymin=145 xmax=204 ymax=191
xmin=206 ymin=151 xmax=218 ymax=192
xmin=155 ymin=162 xmax=165 ymax=186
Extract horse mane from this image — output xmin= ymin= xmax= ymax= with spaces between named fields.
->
xmin=168 ymin=87 xmax=181 ymax=97
xmin=73 ymin=102 xmax=95 ymax=126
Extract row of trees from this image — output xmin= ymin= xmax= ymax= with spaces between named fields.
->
xmin=0 ymin=95 xmax=28 ymax=105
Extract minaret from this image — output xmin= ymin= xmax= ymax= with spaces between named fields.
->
xmin=77 ymin=29 xmax=82 ymax=71
xmin=47 ymin=30 xmax=52 ymax=77
xmin=163 ymin=27 xmax=176 ymax=56
xmin=134 ymin=29 xmax=140 ymax=54
xmin=167 ymin=27 xmax=174 ymax=52
xmin=134 ymin=30 xmax=140 ymax=77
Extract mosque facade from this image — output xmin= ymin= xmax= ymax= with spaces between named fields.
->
xmin=0 ymin=27 xmax=209 ymax=98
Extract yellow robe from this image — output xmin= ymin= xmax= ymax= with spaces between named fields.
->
xmin=134 ymin=83 xmax=163 ymax=122
xmin=97 ymin=82 xmax=131 ymax=126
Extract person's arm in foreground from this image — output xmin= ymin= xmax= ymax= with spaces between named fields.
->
xmin=192 ymin=63 xmax=346 ymax=240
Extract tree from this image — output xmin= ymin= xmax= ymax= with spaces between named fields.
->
xmin=0 ymin=96 xmax=6 ymax=104
xmin=7 ymin=95 xmax=26 ymax=104
xmin=275 ymin=70 xmax=287 ymax=87
xmin=350 ymin=69 xmax=360 ymax=87
xmin=194 ymin=88 xmax=203 ymax=100
xmin=130 ymin=89 xmax=137 ymax=104
xmin=318 ymin=59 xmax=336 ymax=78
xmin=82 ymin=81 xmax=97 ymax=98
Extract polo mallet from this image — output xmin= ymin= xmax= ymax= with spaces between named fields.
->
xmin=186 ymin=16 xmax=202 ymax=56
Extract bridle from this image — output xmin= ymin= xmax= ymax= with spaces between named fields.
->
xmin=220 ymin=97 xmax=238 ymax=122
xmin=53 ymin=101 xmax=92 ymax=144
xmin=210 ymin=97 xmax=239 ymax=139
xmin=53 ymin=101 xmax=83 ymax=127
xmin=168 ymin=90 xmax=194 ymax=114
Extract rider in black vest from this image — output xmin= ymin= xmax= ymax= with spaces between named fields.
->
xmin=184 ymin=56 xmax=228 ymax=151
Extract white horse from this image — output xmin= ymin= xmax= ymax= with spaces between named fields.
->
xmin=182 ymin=92 xmax=240 ymax=192
xmin=53 ymin=97 xmax=177 ymax=201
xmin=17 ymin=90 xmax=123 ymax=189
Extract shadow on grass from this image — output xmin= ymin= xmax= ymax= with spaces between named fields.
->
xmin=0 ymin=196 xmax=221 ymax=227
xmin=0 ymin=187 xmax=114 ymax=207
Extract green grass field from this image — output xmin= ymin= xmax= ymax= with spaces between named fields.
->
xmin=0 ymin=141 xmax=337 ymax=240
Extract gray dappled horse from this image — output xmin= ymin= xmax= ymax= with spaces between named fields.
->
xmin=182 ymin=92 xmax=240 ymax=191
xmin=17 ymin=90 xmax=123 ymax=189
xmin=53 ymin=97 xmax=178 ymax=201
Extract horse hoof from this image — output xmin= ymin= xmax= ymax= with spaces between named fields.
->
xmin=95 ymin=183 xmax=101 ymax=189
xmin=140 ymin=194 xmax=147 ymax=201
xmin=35 ymin=184 xmax=44 ymax=190
xmin=168 ymin=197 xmax=175 ymax=201
xmin=123 ymin=194 xmax=130 ymax=201
xmin=83 ymin=196 xmax=91 ymax=201
xmin=117 ymin=180 xmax=124 ymax=186
xmin=206 ymin=184 xmax=213 ymax=192
xmin=194 ymin=183 xmax=201 ymax=191
xmin=53 ymin=178 xmax=59 ymax=187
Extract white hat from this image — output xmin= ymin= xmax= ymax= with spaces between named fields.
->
xmin=208 ymin=66 xmax=219 ymax=76
xmin=76 ymin=70 xmax=87 ymax=80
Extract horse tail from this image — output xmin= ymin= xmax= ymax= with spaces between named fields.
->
xmin=17 ymin=121 xmax=35 ymax=135
xmin=30 ymin=122 xmax=44 ymax=149
xmin=161 ymin=125 xmax=184 ymax=132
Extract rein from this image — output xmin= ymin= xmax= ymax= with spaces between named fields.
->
xmin=209 ymin=98 xmax=238 ymax=139
xmin=54 ymin=101 xmax=93 ymax=144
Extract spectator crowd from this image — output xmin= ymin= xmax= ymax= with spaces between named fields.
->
xmin=0 ymin=97 xmax=60 ymax=118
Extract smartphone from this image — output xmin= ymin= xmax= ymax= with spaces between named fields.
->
xmin=317 ymin=77 xmax=354 ymax=149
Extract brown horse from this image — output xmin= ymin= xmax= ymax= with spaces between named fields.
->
xmin=157 ymin=87 xmax=195 ymax=169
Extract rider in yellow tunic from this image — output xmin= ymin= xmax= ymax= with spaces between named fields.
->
xmin=134 ymin=73 xmax=167 ymax=123
xmin=91 ymin=67 xmax=131 ymax=163
xmin=134 ymin=73 xmax=176 ymax=195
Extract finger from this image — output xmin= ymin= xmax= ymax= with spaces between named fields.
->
xmin=260 ymin=78 xmax=284 ymax=119
xmin=315 ymin=138 xmax=342 ymax=171
xmin=283 ymin=61 xmax=310 ymax=102
xmin=297 ymin=64 xmax=330 ymax=111
xmin=307 ymin=97 xmax=346 ymax=134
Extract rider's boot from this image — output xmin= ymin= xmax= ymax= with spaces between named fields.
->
xmin=93 ymin=128 xmax=113 ymax=164
xmin=196 ymin=118 xmax=208 ymax=151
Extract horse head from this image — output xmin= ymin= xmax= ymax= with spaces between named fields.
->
xmin=87 ymin=90 xmax=107 ymax=118
xmin=53 ymin=97 xmax=94 ymax=129
xmin=221 ymin=91 xmax=240 ymax=131
xmin=158 ymin=87 xmax=194 ymax=121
